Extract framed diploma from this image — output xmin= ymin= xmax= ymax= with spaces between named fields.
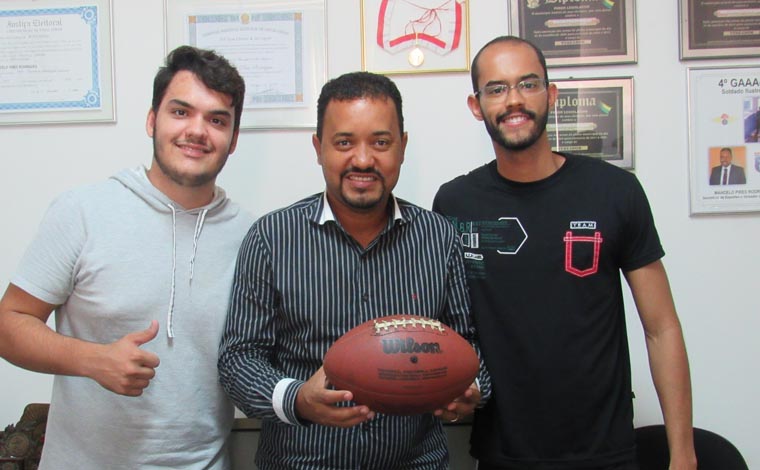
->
xmin=547 ymin=77 xmax=634 ymax=169
xmin=509 ymin=0 xmax=636 ymax=67
xmin=165 ymin=0 xmax=327 ymax=130
xmin=687 ymin=65 xmax=760 ymax=214
xmin=679 ymin=0 xmax=760 ymax=60
xmin=0 ymin=0 xmax=115 ymax=125
xmin=361 ymin=0 xmax=470 ymax=74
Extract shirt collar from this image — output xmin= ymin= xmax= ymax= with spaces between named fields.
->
xmin=318 ymin=192 xmax=403 ymax=225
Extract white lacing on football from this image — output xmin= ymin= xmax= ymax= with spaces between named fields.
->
xmin=373 ymin=316 xmax=445 ymax=334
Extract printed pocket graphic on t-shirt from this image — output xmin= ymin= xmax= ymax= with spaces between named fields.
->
xmin=563 ymin=231 xmax=603 ymax=277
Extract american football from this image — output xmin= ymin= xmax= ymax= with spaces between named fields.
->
xmin=323 ymin=315 xmax=479 ymax=415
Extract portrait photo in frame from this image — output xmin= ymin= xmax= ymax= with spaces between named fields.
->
xmin=509 ymin=0 xmax=636 ymax=67
xmin=679 ymin=0 xmax=760 ymax=60
xmin=164 ymin=0 xmax=327 ymax=130
xmin=0 ymin=0 xmax=115 ymax=126
xmin=687 ymin=65 xmax=760 ymax=214
xmin=360 ymin=0 xmax=470 ymax=75
xmin=548 ymin=77 xmax=634 ymax=169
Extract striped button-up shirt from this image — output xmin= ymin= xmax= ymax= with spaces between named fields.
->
xmin=219 ymin=193 xmax=491 ymax=470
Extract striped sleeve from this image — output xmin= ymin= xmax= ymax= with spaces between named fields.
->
xmin=218 ymin=221 xmax=286 ymax=421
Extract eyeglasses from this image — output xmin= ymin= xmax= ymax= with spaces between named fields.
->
xmin=474 ymin=78 xmax=548 ymax=101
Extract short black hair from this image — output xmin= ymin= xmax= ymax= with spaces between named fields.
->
xmin=152 ymin=46 xmax=246 ymax=133
xmin=316 ymin=71 xmax=404 ymax=140
xmin=470 ymin=36 xmax=549 ymax=93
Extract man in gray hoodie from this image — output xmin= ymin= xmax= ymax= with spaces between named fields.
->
xmin=0 ymin=46 xmax=253 ymax=469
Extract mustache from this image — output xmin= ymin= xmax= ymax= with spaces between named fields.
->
xmin=174 ymin=138 xmax=212 ymax=151
xmin=341 ymin=167 xmax=384 ymax=180
xmin=496 ymin=109 xmax=536 ymax=124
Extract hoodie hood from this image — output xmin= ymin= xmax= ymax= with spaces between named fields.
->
xmin=110 ymin=166 xmax=234 ymax=338
xmin=111 ymin=166 xmax=232 ymax=216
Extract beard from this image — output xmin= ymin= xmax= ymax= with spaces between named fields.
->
xmin=152 ymin=126 xmax=229 ymax=187
xmin=483 ymin=101 xmax=550 ymax=152
xmin=338 ymin=167 xmax=387 ymax=211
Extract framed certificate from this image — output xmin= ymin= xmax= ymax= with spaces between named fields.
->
xmin=361 ymin=0 xmax=470 ymax=75
xmin=165 ymin=0 xmax=327 ymax=130
xmin=509 ymin=0 xmax=636 ymax=67
xmin=687 ymin=66 xmax=760 ymax=214
xmin=0 ymin=0 xmax=115 ymax=125
xmin=547 ymin=77 xmax=634 ymax=169
xmin=679 ymin=0 xmax=760 ymax=60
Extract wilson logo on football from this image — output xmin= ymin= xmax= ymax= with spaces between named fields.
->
xmin=381 ymin=338 xmax=442 ymax=354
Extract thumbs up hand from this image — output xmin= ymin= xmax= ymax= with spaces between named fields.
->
xmin=88 ymin=320 xmax=161 ymax=396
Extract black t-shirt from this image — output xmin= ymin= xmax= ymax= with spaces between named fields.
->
xmin=433 ymin=154 xmax=664 ymax=469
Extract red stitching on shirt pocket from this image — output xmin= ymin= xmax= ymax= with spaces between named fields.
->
xmin=563 ymin=231 xmax=603 ymax=277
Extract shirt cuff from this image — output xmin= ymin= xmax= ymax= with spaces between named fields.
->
xmin=273 ymin=378 xmax=308 ymax=426
xmin=273 ymin=378 xmax=297 ymax=424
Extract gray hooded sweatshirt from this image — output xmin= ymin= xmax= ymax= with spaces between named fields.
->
xmin=12 ymin=166 xmax=254 ymax=469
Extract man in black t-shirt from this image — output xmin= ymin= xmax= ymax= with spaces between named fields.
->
xmin=433 ymin=36 xmax=696 ymax=470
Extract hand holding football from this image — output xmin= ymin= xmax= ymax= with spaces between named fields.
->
xmin=323 ymin=315 xmax=479 ymax=415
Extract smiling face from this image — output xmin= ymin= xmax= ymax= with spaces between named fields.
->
xmin=146 ymin=70 xmax=239 ymax=202
xmin=468 ymin=41 xmax=557 ymax=153
xmin=313 ymin=97 xmax=407 ymax=218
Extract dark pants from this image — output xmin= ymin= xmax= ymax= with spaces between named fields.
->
xmin=476 ymin=461 xmax=639 ymax=470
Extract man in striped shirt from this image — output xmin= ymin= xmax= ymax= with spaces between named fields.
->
xmin=218 ymin=71 xmax=491 ymax=469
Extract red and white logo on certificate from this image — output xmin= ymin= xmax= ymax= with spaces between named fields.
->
xmin=377 ymin=0 xmax=464 ymax=56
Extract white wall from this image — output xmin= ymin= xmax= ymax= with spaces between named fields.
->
xmin=1 ymin=1 xmax=758 ymax=466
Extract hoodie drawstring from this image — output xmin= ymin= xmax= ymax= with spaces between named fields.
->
xmin=166 ymin=205 xmax=208 ymax=339
xmin=166 ymin=204 xmax=177 ymax=339
xmin=190 ymin=209 xmax=208 ymax=283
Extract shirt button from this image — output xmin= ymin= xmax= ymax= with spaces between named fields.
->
xmin=362 ymin=293 xmax=369 ymax=302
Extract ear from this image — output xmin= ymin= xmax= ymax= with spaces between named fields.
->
xmin=312 ymin=133 xmax=323 ymax=165
xmin=146 ymin=108 xmax=156 ymax=137
xmin=399 ymin=132 xmax=408 ymax=165
xmin=547 ymin=82 xmax=559 ymax=109
xmin=467 ymin=94 xmax=484 ymax=122
xmin=228 ymin=129 xmax=240 ymax=155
